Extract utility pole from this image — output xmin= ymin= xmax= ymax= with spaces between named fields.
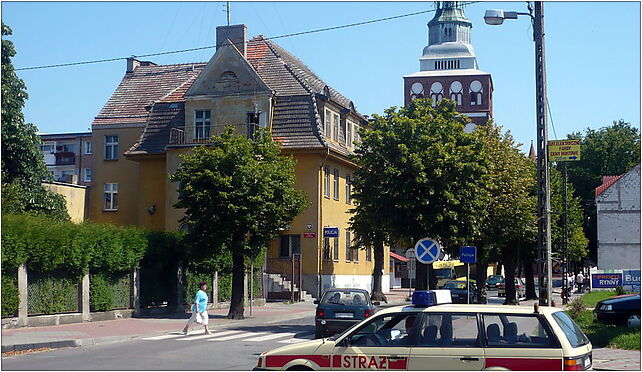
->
xmin=533 ymin=2 xmax=553 ymax=306
xmin=562 ymin=163 xmax=569 ymax=304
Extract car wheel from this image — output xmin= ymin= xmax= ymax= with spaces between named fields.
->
xmin=287 ymin=365 xmax=313 ymax=371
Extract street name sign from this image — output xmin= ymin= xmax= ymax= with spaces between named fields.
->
xmin=414 ymin=238 xmax=441 ymax=264
xmin=323 ymin=227 xmax=339 ymax=237
xmin=548 ymin=139 xmax=580 ymax=162
xmin=460 ymin=246 xmax=477 ymax=263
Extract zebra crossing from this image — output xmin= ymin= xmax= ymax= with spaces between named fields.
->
xmin=142 ymin=329 xmax=313 ymax=344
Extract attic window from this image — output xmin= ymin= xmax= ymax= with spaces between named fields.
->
xmin=219 ymin=71 xmax=238 ymax=82
xmin=169 ymin=103 xmax=179 ymax=109
xmin=323 ymin=86 xmax=331 ymax=98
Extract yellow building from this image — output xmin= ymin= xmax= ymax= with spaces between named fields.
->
xmin=89 ymin=25 xmax=390 ymax=298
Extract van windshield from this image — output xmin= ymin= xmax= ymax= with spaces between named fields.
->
xmin=551 ymin=311 xmax=590 ymax=348
xmin=434 ymin=268 xmax=453 ymax=279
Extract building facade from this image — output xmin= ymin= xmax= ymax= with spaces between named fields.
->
xmin=38 ymin=132 xmax=93 ymax=186
xmin=403 ymin=2 xmax=493 ymax=132
xmin=595 ymin=164 xmax=641 ymax=270
xmin=89 ymin=25 xmax=390 ymax=298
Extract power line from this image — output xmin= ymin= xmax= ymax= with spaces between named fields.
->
xmin=15 ymin=7 xmax=442 ymax=72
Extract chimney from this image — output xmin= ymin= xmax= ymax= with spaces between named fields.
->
xmin=126 ymin=57 xmax=141 ymax=73
xmin=216 ymin=24 xmax=247 ymax=57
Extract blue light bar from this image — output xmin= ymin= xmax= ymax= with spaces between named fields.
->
xmin=412 ymin=290 xmax=452 ymax=307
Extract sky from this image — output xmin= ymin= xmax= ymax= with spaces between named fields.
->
xmin=2 ymin=1 xmax=640 ymax=152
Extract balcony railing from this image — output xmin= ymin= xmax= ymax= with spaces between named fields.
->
xmin=54 ymin=152 xmax=75 ymax=165
xmin=169 ymin=124 xmax=249 ymax=145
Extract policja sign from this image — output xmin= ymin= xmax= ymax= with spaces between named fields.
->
xmin=459 ymin=246 xmax=477 ymax=304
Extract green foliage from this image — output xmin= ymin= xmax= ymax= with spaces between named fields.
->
xmin=1 ymin=274 xmax=19 ymax=317
xmin=549 ymin=167 xmax=588 ymax=262
xmin=567 ymin=296 xmax=586 ymax=320
xmin=351 ymin=99 xmax=490 ymax=253
xmin=90 ymin=273 xmax=114 ymax=312
xmin=1 ymin=214 xmax=147 ymax=276
xmin=581 ymin=291 xmax=616 ymax=308
xmin=615 ymin=285 xmax=626 ymax=296
xmin=1 ymin=23 xmax=67 ymax=220
xmin=574 ymin=309 xmax=640 ymax=350
xmin=27 ymin=273 xmax=78 ymax=314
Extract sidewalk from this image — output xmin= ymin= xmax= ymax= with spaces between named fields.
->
xmin=1 ymin=301 xmax=316 ymax=353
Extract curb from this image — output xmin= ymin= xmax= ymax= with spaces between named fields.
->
xmin=1 ymin=339 xmax=81 ymax=353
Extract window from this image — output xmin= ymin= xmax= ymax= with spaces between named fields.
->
xmin=333 ymin=113 xmax=339 ymax=141
xmin=323 ymin=167 xmax=331 ymax=198
xmin=40 ymin=144 xmax=53 ymax=153
xmin=279 ymin=235 xmax=301 ymax=257
xmin=345 ymin=230 xmax=352 ymax=261
xmin=324 ymin=109 xmax=332 ymax=138
xmin=333 ymin=169 xmax=340 ymax=201
xmin=353 ymin=243 xmax=359 ymax=262
xmin=195 ymin=110 xmax=211 ymax=140
xmin=84 ymin=141 xmax=92 ymax=155
xmin=103 ymin=183 xmax=118 ymax=211
xmin=469 ymin=80 xmax=483 ymax=106
xmin=346 ymin=120 xmax=353 ymax=148
xmin=417 ymin=313 xmax=479 ymax=347
xmin=552 ymin=312 xmax=590 ymax=348
xmin=343 ymin=312 xmax=420 ymax=347
xmin=366 ymin=246 xmax=372 ymax=261
xmin=345 ymin=174 xmax=352 ymax=204
xmin=323 ymin=238 xmax=331 ymax=261
xmin=430 ymin=82 xmax=443 ymax=107
xmin=84 ymin=168 xmax=92 ymax=182
xmin=105 ymin=135 xmax=119 ymax=160
xmin=333 ymin=237 xmax=339 ymax=261
xmin=247 ymin=112 xmax=260 ymax=139
xmin=58 ymin=144 xmax=75 ymax=153
xmin=483 ymin=314 xmax=556 ymax=348
xmin=340 ymin=118 xmax=347 ymax=145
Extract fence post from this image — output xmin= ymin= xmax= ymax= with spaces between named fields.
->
xmin=176 ymin=261 xmax=184 ymax=313
xmin=17 ymin=263 xmax=28 ymax=326
xmin=81 ymin=272 xmax=90 ymax=321
xmin=212 ymin=271 xmax=219 ymax=305
xmin=244 ymin=272 xmax=248 ymax=306
xmin=131 ymin=268 xmax=140 ymax=315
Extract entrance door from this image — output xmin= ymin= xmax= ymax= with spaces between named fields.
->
xmin=408 ymin=313 xmax=485 ymax=370
xmin=332 ymin=312 xmax=420 ymax=370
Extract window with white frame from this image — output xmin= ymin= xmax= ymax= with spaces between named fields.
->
xmin=247 ymin=112 xmax=260 ymax=140
xmin=84 ymin=168 xmax=92 ymax=182
xmin=323 ymin=238 xmax=331 ymax=261
xmin=345 ymin=174 xmax=352 ymax=204
xmin=346 ymin=120 xmax=353 ymax=148
xmin=279 ymin=235 xmax=301 ymax=257
xmin=195 ymin=110 xmax=211 ymax=140
xmin=340 ymin=117 xmax=347 ymax=145
xmin=345 ymin=230 xmax=352 ymax=261
xmin=333 ymin=237 xmax=339 ymax=261
xmin=84 ymin=141 xmax=92 ymax=155
xmin=366 ymin=246 xmax=372 ymax=261
xmin=324 ymin=109 xmax=332 ymax=138
xmin=104 ymin=183 xmax=118 ymax=211
xmin=333 ymin=169 xmax=340 ymax=201
xmin=40 ymin=144 xmax=53 ymax=153
xmin=105 ymin=135 xmax=119 ymax=160
xmin=469 ymin=80 xmax=483 ymax=106
xmin=333 ymin=113 xmax=340 ymax=141
xmin=323 ymin=166 xmax=331 ymax=198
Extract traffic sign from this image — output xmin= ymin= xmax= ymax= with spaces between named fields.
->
xmin=460 ymin=246 xmax=477 ymax=263
xmin=548 ymin=140 xmax=580 ymax=162
xmin=405 ymin=248 xmax=416 ymax=260
xmin=323 ymin=227 xmax=339 ymax=237
xmin=414 ymin=238 xmax=441 ymax=264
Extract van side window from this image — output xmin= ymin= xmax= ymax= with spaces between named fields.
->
xmin=483 ymin=314 xmax=556 ymax=348
xmin=416 ymin=313 xmax=480 ymax=347
xmin=345 ymin=313 xmax=420 ymax=347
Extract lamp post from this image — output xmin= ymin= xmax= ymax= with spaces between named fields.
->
xmin=484 ymin=2 xmax=553 ymax=306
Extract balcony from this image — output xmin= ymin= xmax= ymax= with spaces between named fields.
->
xmin=54 ymin=151 xmax=76 ymax=165
xmin=169 ymin=124 xmax=251 ymax=145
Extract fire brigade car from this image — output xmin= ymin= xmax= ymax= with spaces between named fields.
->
xmin=254 ymin=290 xmax=592 ymax=371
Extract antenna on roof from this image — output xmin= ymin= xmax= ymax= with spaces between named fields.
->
xmin=223 ymin=2 xmax=231 ymax=26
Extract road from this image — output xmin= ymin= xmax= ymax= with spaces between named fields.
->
xmin=1 ymin=316 xmax=316 ymax=370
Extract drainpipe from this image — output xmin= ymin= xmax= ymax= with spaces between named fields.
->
xmin=318 ymin=148 xmax=330 ymax=298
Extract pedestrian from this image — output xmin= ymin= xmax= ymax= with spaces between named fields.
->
xmin=183 ymin=281 xmax=210 ymax=335
xmin=576 ymin=272 xmax=585 ymax=294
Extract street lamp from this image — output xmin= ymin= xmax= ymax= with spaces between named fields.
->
xmin=484 ymin=2 xmax=553 ymax=306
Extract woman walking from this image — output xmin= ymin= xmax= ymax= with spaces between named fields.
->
xmin=183 ymin=281 xmax=211 ymax=335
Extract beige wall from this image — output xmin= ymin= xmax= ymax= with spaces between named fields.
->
xmin=42 ymin=182 xmax=87 ymax=223
xmin=164 ymin=147 xmax=191 ymax=231
xmin=89 ymin=125 xmax=144 ymax=226
xmin=136 ymin=156 xmax=167 ymax=231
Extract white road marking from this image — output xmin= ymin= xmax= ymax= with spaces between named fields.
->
xmin=207 ymin=332 xmax=264 ymax=341
xmin=177 ymin=330 xmax=240 ymax=341
xmin=142 ymin=333 xmax=187 ymax=341
xmin=244 ymin=332 xmax=297 ymax=342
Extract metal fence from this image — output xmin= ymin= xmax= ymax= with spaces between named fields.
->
xmin=108 ymin=272 xmax=132 ymax=309
xmin=27 ymin=272 xmax=79 ymax=315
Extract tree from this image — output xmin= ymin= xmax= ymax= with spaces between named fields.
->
xmin=171 ymin=128 xmax=308 ymax=319
xmin=1 ymin=23 xmax=68 ymax=220
xmin=472 ymin=123 xmax=537 ymax=304
xmin=351 ymin=98 xmax=491 ymax=294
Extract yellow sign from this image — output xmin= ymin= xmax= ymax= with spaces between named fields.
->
xmin=548 ymin=139 xmax=580 ymax=161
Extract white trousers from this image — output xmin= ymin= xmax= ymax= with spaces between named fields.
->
xmin=187 ymin=310 xmax=209 ymax=326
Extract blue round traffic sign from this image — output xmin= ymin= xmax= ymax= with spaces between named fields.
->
xmin=414 ymin=238 xmax=441 ymax=264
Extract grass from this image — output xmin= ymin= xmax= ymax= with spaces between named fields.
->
xmin=569 ymin=291 xmax=640 ymax=350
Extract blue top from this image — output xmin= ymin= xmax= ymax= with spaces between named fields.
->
xmin=193 ymin=290 xmax=208 ymax=313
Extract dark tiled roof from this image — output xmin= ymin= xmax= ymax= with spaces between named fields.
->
xmin=120 ymin=37 xmax=361 ymax=157
xmin=93 ymin=63 xmax=205 ymax=125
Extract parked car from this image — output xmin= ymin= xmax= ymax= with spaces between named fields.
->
xmin=442 ymin=280 xmax=484 ymax=304
xmin=593 ymin=294 xmax=641 ymax=326
xmin=497 ymin=277 xmax=525 ymax=298
xmin=314 ymin=288 xmax=379 ymax=338
xmin=485 ymin=274 xmax=504 ymax=290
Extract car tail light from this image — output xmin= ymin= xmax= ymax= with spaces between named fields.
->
xmin=364 ymin=309 xmax=372 ymax=317
xmin=316 ymin=309 xmax=324 ymax=318
xmin=564 ymin=354 xmax=591 ymax=370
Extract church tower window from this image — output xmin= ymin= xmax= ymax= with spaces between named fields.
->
xmin=430 ymin=82 xmax=443 ymax=106
xmin=469 ymin=80 xmax=483 ymax=106
xmin=450 ymin=81 xmax=463 ymax=105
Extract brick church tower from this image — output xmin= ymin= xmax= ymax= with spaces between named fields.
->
xmin=404 ymin=2 xmax=493 ymax=132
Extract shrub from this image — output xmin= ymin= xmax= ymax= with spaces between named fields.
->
xmin=90 ymin=273 xmax=114 ymax=312
xmin=568 ymin=296 xmax=586 ymax=320
xmin=1 ymin=274 xmax=19 ymax=317
xmin=27 ymin=273 xmax=78 ymax=314
xmin=615 ymin=285 xmax=626 ymax=295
